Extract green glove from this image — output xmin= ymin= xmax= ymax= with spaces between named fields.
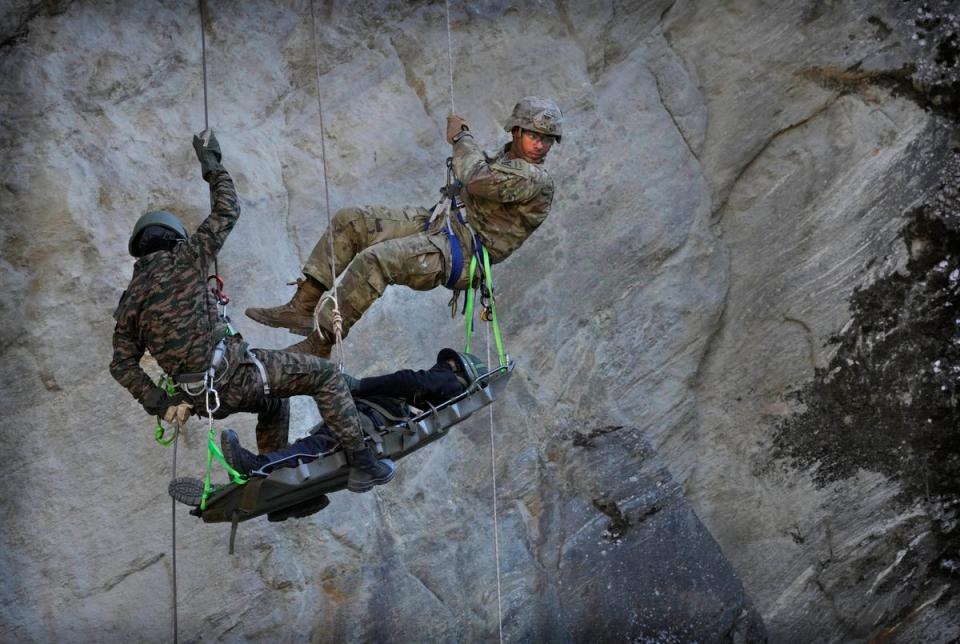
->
xmin=192 ymin=129 xmax=224 ymax=180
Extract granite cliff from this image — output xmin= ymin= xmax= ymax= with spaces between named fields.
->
xmin=1 ymin=1 xmax=958 ymax=642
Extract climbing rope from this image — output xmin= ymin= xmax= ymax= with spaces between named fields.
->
xmin=440 ymin=3 xmax=504 ymax=640
xmin=199 ymin=0 xmax=209 ymax=131
xmin=444 ymin=0 xmax=456 ymax=115
xmin=169 ymin=423 xmax=180 ymax=644
xmin=308 ymin=0 xmax=346 ymax=372
xmin=164 ymin=4 xmax=211 ymax=641
xmin=485 ymin=324 xmax=505 ymax=644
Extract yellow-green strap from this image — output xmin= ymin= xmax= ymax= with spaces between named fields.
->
xmin=465 ymin=255 xmax=479 ymax=352
xmin=464 ymin=247 xmax=507 ymax=367
xmin=200 ymin=427 xmax=246 ymax=511
xmin=154 ymin=376 xmax=179 ymax=446
xmin=482 ymin=246 xmax=507 ymax=368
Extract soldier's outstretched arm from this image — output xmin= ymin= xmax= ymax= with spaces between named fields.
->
xmin=189 ymin=130 xmax=241 ymax=261
xmin=451 ymin=135 xmax=548 ymax=203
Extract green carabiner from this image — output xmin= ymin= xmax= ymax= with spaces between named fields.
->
xmin=153 ymin=376 xmax=180 ymax=446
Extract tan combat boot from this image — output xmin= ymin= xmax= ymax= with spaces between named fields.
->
xmin=283 ymin=329 xmax=333 ymax=359
xmin=245 ymin=276 xmax=325 ymax=335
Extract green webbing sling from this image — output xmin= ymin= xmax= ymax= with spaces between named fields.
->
xmin=200 ymin=427 xmax=247 ymax=511
xmin=464 ymin=245 xmax=507 ymax=368
xmin=154 ymin=376 xmax=179 ymax=446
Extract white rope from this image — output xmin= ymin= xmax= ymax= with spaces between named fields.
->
xmin=308 ymin=0 xmax=345 ymax=371
xmin=170 ymin=3 xmax=209 ymax=638
xmin=198 ymin=0 xmax=209 ymax=130
xmin=444 ymin=0 xmax=456 ymax=115
xmin=486 ymin=324 xmax=505 ymax=643
xmin=442 ymin=3 xmax=503 ymax=637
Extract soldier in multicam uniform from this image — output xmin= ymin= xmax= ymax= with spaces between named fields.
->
xmin=245 ymin=96 xmax=563 ymax=357
xmin=109 ymin=130 xmax=395 ymax=493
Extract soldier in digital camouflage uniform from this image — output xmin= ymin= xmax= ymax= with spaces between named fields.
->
xmin=109 ymin=130 xmax=395 ymax=493
xmin=245 ymin=96 xmax=563 ymax=357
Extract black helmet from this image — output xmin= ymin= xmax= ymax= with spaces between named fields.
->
xmin=128 ymin=210 xmax=188 ymax=257
xmin=437 ymin=348 xmax=487 ymax=384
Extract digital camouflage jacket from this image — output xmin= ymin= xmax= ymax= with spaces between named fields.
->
xmin=451 ymin=136 xmax=555 ymax=264
xmin=110 ymin=170 xmax=239 ymax=404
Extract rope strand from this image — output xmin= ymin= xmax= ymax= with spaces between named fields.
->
xmin=444 ymin=4 xmax=504 ymax=638
xmin=445 ymin=0 xmax=456 ymax=115
xmin=486 ymin=325 xmax=505 ymax=643
xmin=308 ymin=0 xmax=345 ymax=371
xmin=170 ymin=427 xmax=180 ymax=644
xmin=198 ymin=0 xmax=209 ymax=130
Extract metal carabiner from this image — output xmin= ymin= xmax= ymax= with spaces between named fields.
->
xmin=207 ymin=274 xmax=230 ymax=305
xmin=204 ymin=372 xmax=221 ymax=415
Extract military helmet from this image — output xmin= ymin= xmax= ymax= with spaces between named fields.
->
xmin=504 ymin=96 xmax=563 ymax=143
xmin=128 ymin=210 xmax=188 ymax=257
xmin=437 ymin=348 xmax=488 ymax=384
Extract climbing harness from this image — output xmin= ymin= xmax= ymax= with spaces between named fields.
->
xmin=308 ymin=0 xmax=346 ymax=372
xmin=423 ymin=154 xmax=508 ymax=370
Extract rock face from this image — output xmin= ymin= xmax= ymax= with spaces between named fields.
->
xmin=1 ymin=0 xmax=957 ymax=642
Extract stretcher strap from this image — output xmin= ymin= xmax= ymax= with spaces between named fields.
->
xmin=200 ymin=427 xmax=247 ymax=511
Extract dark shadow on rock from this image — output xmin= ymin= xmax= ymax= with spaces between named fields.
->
xmin=534 ymin=425 xmax=767 ymax=643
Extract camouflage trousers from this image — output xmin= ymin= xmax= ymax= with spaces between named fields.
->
xmin=302 ymin=206 xmax=471 ymax=338
xmin=186 ymin=342 xmax=365 ymax=452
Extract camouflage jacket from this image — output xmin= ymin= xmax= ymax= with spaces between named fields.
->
xmin=451 ymin=136 xmax=554 ymax=263
xmin=110 ymin=170 xmax=239 ymax=404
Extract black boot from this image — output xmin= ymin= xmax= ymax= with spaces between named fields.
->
xmin=220 ymin=430 xmax=269 ymax=477
xmin=168 ymin=477 xmax=205 ymax=507
xmin=347 ymin=446 xmax=397 ymax=493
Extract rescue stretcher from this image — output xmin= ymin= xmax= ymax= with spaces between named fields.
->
xmin=187 ymin=362 xmax=513 ymax=544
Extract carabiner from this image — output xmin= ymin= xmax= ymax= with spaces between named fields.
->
xmin=207 ymin=274 xmax=230 ymax=305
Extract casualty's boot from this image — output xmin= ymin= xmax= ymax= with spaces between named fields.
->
xmin=244 ymin=276 xmax=326 ymax=335
xmin=283 ymin=328 xmax=333 ymax=358
xmin=347 ymin=446 xmax=397 ymax=493
xmin=220 ymin=429 xmax=269 ymax=477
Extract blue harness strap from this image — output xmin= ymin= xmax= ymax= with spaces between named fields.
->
xmin=444 ymin=220 xmax=464 ymax=289
xmin=425 ymin=199 xmax=467 ymax=290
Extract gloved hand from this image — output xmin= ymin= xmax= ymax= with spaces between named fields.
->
xmin=446 ymin=115 xmax=470 ymax=144
xmin=142 ymin=386 xmax=175 ymax=417
xmin=192 ymin=129 xmax=224 ymax=180
xmin=163 ymin=402 xmax=194 ymax=426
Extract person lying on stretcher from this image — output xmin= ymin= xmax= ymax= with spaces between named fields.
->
xmin=219 ymin=348 xmax=487 ymax=478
